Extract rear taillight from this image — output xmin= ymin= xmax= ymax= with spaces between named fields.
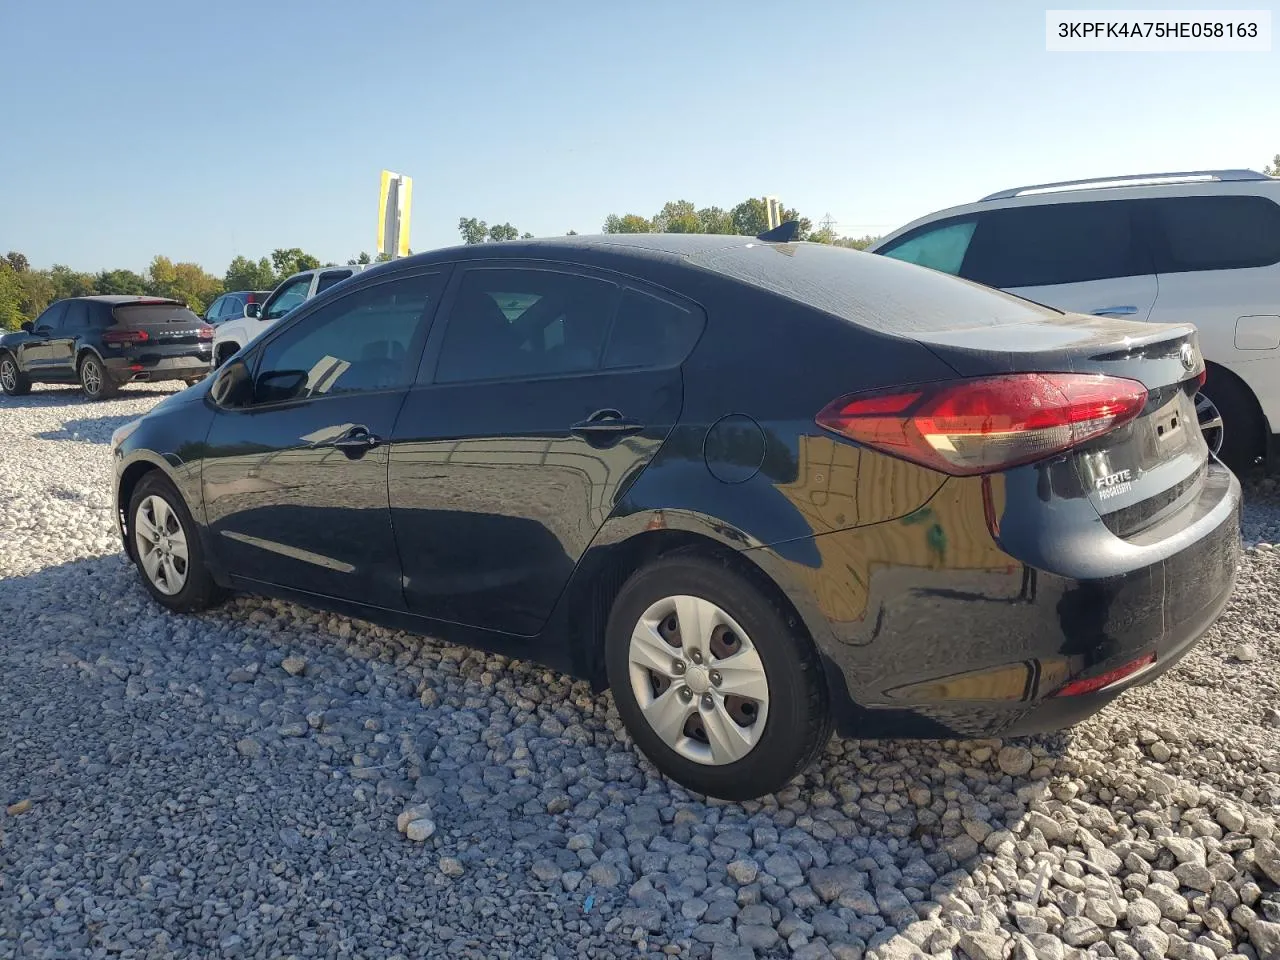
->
xmin=1196 ymin=368 xmax=1207 ymax=390
xmin=816 ymin=373 xmax=1149 ymax=476
xmin=198 ymin=324 xmax=214 ymax=340
xmin=102 ymin=329 xmax=150 ymax=347
xmin=1052 ymin=652 xmax=1155 ymax=697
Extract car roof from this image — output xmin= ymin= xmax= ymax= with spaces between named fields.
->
xmin=72 ymin=295 xmax=184 ymax=304
xmin=871 ymin=170 xmax=1280 ymax=251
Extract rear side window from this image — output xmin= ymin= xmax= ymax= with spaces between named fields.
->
xmin=1149 ymin=195 xmax=1280 ymax=273
xmin=604 ymin=289 xmax=704 ymax=370
xmin=878 ymin=221 xmax=976 ymax=276
xmin=434 ymin=268 xmax=618 ymax=383
xmin=961 ymin=201 xmax=1144 ymax=288
xmin=112 ymin=303 xmax=204 ymax=326
xmin=315 ymin=270 xmax=353 ymax=293
xmin=63 ymin=301 xmax=90 ymax=329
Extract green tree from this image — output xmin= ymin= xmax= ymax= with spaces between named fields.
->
xmin=1265 ymin=153 xmax=1280 ymax=177
xmin=224 ymin=255 xmax=277 ymax=291
xmin=458 ymin=217 xmax=489 ymax=245
xmin=566 ymin=229 xmax=579 ymax=236
xmin=46 ymin=264 xmax=97 ymax=300
xmin=94 ymin=269 xmax=148 ymax=295
xmin=488 ymin=223 xmax=520 ymax=242
xmin=729 ymin=199 xmax=770 ymax=236
xmin=270 ymin=248 xmax=320 ymax=279
xmin=347 ymin=251 xmax=373 ymax=265
xmin=147 ymin=256 xmax=223 ymax=314
xmin=653 ymin=200 xmax=701 ymax=234
xmin=603 ymin=213 xmax=653 ymax=233
xmin=697 ymin=206 xmax=733 ymax=234
xmin=17 ymin=270 xmax=54 ymax=319
xmin=0 ymin=262 xmax=24 ymax=330
xmin=521 ymin=232 xmax=534 ymax=240
xmin=5 ymin=251 xmax=30 ymax=273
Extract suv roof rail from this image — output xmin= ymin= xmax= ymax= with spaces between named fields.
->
xmin=980 ymin=169 xmax=1272 ymax=202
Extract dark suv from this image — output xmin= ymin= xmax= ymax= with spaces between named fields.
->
xmin=0 ymin=296 xmax=214 ymax=400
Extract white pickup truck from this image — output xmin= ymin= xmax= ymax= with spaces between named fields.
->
xmin=211 ymin=264 xmax=371 ymax=369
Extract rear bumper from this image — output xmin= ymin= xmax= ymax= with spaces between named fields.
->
xmin=747 ymin=463 xmax=1241 ymax=740
xmin=104 ymin=353 xmax=211 ymax=383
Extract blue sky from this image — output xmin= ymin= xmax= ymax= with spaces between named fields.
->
xmin=1 ymin=1 xmax=1276 ymax=273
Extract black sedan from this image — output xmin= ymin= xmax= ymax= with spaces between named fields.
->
xmin=109 ymin=233 xmax=1240 ymax=800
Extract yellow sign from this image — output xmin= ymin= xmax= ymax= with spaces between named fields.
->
xmin=377 ymin=170 xmax=413 ymax=258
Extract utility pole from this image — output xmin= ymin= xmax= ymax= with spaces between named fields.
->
xmin=820 ymin=213 xmax=836 ymax=234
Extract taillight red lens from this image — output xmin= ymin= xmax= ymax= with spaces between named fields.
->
xmin=1052 ymin=652 xmax=1155 ymax=697
xmin=1196 ymin=368 xmax=1207 ymax=390
xmin=102 ymin=329 xmax=150 ymax=346
xmin=816 ymin=373 xmax=1148 ymax=476
xmin=198 ymin=324 xmax=214 ymax=340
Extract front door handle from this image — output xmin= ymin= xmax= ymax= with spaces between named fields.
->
xmin=570 ymin=409 xmax=645 ymax=440
xmin=1091 ymin=305 xmax=1138 ymax=317
xmin=330 ymin=426 xmax=381 ymax=456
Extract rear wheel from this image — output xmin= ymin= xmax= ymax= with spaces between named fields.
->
xmin=1199 ymin=368 xmax=1263 ymax=474
xmin=605 ymin=552 xmax=831 ymax=800
xmin=0 ymin=353 xmax=31 ymax=396
xmin=79 ymin=355 xmax=118 ymax=400
xmin=128 ymin=472 xmax=225 ymax=613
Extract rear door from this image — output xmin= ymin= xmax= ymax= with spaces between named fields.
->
xmin=388 ymin=263 xmax=704 ymax=636
xmin=962 ymin=201 xmax=1159 ymax=321
xmin=49 ymin=300 xmax=89 ymax=376
xmin=202 ymin=270 xmax=447 ymax=607
xmin=1144 ymin=193 xmax=1280 ymax=427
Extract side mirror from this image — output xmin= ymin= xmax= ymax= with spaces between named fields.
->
xmin=209 ymin=358 xmax=253 ymax=408
xmin=244 ymin=302 xmax=262 ymax=319
xmin=20 ymin=321 xmax=33 ymax=333
xmin=255 ymin=369 xmax=308 ymax=404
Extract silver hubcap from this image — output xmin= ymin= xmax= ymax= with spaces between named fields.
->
xmin=82 ymin=362 xmax=101 ymax=395
xmin=628 ymin=595 xmax=770 ymax=766
xmin=134 ymin=495 xmax=189 ymax=595
xmin=0 ymin=360 xmax=15 ymax=391
xmin=1196 ymin=392 xmax=1224 ymax=456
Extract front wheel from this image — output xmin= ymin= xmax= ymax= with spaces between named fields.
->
xmin=605 ymin=552 xmax=831 ymax=801
xmin=79 ymin=355 xmax=118 ymax=400
xmin=128 ymin=472 xmax=225 ymax=613
xmin=0 ymin=353 xmax=31 ymax=396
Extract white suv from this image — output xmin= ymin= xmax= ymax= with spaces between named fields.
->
xmin=870 ymin=169 xmax=1280 ymax=472
xmin=211 ymin=265 xmax=371 ymax=369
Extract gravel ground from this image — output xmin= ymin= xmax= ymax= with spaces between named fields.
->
xmin=2 ymin=384 xmax=1279 ymax=960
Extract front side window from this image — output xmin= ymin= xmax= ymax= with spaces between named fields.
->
xmin=264 ymin=276 xmax=312 ymax=321
xmin=252 ymin=273 xmax=443 ymax=403
xmin=1150 ymin=195 xmax=1280 ymax=273
xmin=434 ymin=268 xmax=617 ymax=384
xmin=878 ymin=220 xmax=977 ymax=276
xmin=962 ymin=201 xmax=1143 ymax=288
xmin=35 ymin=301 xmax=67 ymax=331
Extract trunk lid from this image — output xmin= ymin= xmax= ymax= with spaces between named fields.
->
xmin=913 ymin=312 xmax=1208 ymax=537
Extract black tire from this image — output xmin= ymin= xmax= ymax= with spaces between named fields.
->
xmin=0 ymin=353 xmax=31 ymax=396
xmin=213 ymin=344 xmax=238 ymax=370
xmin=184 ymin=376 xmax=205 ymax=387
xmin=127 ymin=472 xmax=226 ymax=613
xmin=604 ymin=551 xmax=832 ymax=801
xmin=79 ymin=354 xmax=119 ymax=400
xmin=1200 ymin=368 xmax=1264 ymax=475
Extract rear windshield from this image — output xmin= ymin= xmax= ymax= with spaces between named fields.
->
xmin=688 ymin=241 xmax=1063 ymax=333
xmin=112 ymin=303 xmax=204 ymax=325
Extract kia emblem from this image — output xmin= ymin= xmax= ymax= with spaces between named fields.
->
xmin=1179 ymin=343 xmax=1195 ymax=371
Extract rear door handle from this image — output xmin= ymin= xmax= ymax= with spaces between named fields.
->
xmin=1091 ymin=305 xmax=1138 ymax=317
xmin=570 ymin=409 xmax=645 ymax=438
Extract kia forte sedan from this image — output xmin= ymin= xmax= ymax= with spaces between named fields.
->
xmin=109 ymin=233 xmax=1240 ymax=800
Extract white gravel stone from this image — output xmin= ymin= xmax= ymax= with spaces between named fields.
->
xmin=3 ymin=385 xmax=1280 ymax=958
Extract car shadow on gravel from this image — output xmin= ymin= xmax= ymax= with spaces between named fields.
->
xmin=0 ymin=552 xmax=1103 ymax=959
xmin=0 ymin=384 xmax=180 ymax=407
xmin=35 ymin=414 xmax=141 ymax=443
